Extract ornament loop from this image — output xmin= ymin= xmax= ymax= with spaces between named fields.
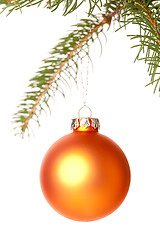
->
xmin=78 ymin=105 xmax=92 ymax=118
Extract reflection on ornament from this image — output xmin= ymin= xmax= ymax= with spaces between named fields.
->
xmin=57 ymin=154 xmax=90 ymax=186
xmin=40 ymin=118 xmax=131 ymax=221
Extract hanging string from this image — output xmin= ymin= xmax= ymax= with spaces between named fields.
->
xmin=78 ymin=21 xmax=90 ymax=106
xmin=76 ymin=16 xmax=91 ymax=117
xmin=82 ymin=42 xmax=89 ymax=106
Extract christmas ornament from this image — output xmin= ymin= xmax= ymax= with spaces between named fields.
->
xmin=40 ymin=106 xmax=131 ymax=221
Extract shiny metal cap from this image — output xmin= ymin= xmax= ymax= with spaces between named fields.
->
xmin=71 ymin=118 xmax=100 ymax=130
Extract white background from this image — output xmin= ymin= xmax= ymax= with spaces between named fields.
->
xmin=0 ymin=4 xmax=160 ymax=240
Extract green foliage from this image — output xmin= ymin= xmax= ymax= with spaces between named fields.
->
xmin=0 ymin=0 xmax=43 ymax=15
xmin=119 ymin=0 xmax=160 ymax=93
xmin=105 ymin=0 xmax=123 ymax=13
xmin=13 ymin=15 xmax=107 ymax=136
xmin=1 ymin=0 xmax=160 ymax=135
xmin=0 ymin=0 xmax=103 ymax=16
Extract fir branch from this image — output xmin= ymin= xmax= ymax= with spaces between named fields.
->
xmin=0 ymin=0 xmax=104 ymax=16
xmin=135 ymin=1 xmax=160 ymax=44
xmin=13 ymin=15 xmax=109 ymax=136
xmin=118 ymin=0 xmax=160 ymax=94
xmin=10 ymin=0 xmax=160 ymax=137
xmin=13 ymin=6 xmax=124 ymax=136
xmin=0 ymin=0 xmax=44 ymax=15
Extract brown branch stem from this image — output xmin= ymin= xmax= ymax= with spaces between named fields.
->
xmin=21 ymin=7 xmax=124 ymax=132
xmin=135 ymin=1 xmax=160 ymax=44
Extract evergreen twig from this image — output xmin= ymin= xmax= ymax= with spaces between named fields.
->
xmin=120 ymin=0 xmax=160 ymax=93
xmin=0 ymin=0 xmax=103 ymax=16
xmin=1 ymin=0 xmax=159 ymax=136
xmin=13 ymin=5 xmax=124 ymax=136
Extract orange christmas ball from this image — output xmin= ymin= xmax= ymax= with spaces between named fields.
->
xmin=40 ymin=118 xmax=131 ymax=221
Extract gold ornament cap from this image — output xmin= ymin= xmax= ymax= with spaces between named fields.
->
xmin=71 ymin=105 xmax=100 ymax=132
xmin=71 ymin=118 xmax=100 ymax=132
